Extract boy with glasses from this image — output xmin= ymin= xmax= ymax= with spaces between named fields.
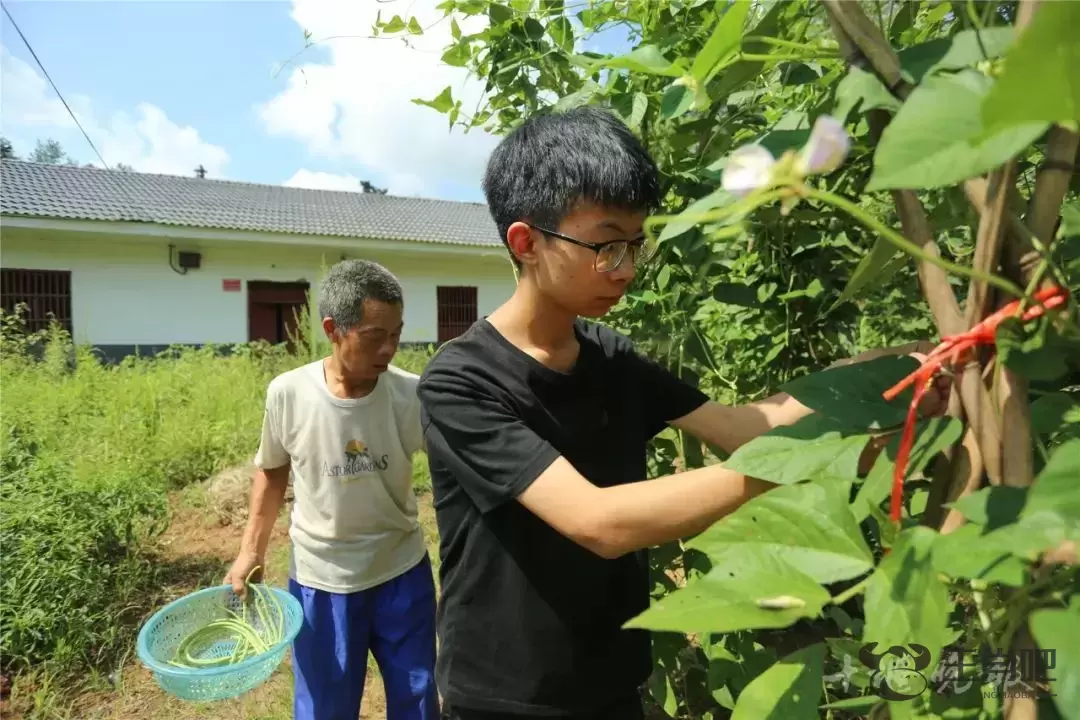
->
xmin=418 ymin=107 xmax=931 ymax=719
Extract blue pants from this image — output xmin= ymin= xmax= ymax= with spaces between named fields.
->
xmin=289 ymin=554 xmax=439 ymax=720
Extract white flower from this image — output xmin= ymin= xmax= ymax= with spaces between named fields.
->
xmin=721 ymin=144 xmax=776 ymax=198
xmin=796 ymin=115 xmax=850 ymax=176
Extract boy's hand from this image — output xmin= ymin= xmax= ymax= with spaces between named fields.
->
xmin=857 ymin=350 xmax=952 ymax=475
xmin=909 ymin=351 xmax=952 ymax=419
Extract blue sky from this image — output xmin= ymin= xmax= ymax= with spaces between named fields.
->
xmin=0 ymin=0 xmax=632 ymax=203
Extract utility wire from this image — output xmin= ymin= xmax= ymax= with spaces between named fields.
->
xmin=1 ymin=1 xmax=110 ymax=168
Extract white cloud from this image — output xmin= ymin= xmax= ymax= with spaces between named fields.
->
xmin=0 ymin=46 xmax=229 ymax=177
xmin=283 ymin=169 xmax=369 ymax=192
xmin=258 ymin=0 xmax=499 ymax=199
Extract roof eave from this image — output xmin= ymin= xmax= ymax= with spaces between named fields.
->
xmin=0 ymin=214 xmax=507 ymax=257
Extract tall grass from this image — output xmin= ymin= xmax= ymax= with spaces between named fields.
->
xmin=0 ymin=301 xmax=434 ymax=688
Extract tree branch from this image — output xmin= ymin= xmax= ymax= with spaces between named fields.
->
xmin=966 ymin=164 xmax=1016 ymax=324
xmin=821 ymin=0 xmax=912 ymax=100
xmin=966 ymin=164 xmax=1017 ymax=485
xmin=938 ymin=421 xmax=985 ymax=535
xmin=995 ymin=2 xmax=1078 ymax=494
xmin=1021 ymin=124 xmax=1080 ymax=281
xmin=820 ymin=0 xmax=1015 ymax=492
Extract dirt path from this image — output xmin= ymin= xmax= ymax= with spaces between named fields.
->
xmin=75 ymin=483 xmax=441 ymax=720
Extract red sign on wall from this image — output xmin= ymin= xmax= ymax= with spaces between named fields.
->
xmin=222 ymin=278 xmax=242 ymax=292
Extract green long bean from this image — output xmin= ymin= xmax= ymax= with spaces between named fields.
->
xmin=168 ymin=565 xmax=286 ymax=669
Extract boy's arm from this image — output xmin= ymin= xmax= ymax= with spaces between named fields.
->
xmin=517 ymin=457 xmax=772 ymax=559
xmin=671 ymin=341 xmax=942 ymax=455
xmin=418 ymin=368 xmax=773 ymax=560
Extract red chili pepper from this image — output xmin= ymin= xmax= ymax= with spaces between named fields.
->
xmin=879 ymin=284 xmax=1069 ymax=526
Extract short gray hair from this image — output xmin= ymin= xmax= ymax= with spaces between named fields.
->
xmin=317 ymin=259 xmax=403 ymax=331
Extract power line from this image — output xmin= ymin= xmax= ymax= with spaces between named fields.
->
xmin=1 ymin=1 xmax=109 ymax=168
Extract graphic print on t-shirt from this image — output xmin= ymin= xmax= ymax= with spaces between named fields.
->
xmin=324 ymin=438 xmax=390 ymax=477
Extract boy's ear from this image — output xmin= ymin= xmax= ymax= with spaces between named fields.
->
xmin=506 ymin=221 xmax=538 ymax=268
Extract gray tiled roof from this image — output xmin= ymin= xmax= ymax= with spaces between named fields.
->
xmin=0 ymin=159 xmax=502 ymax=247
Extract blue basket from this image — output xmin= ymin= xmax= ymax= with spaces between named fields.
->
xmin=136 ymin=584 xmax=304 ymax=702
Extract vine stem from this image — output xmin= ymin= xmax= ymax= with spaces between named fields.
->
xmin=742 ymin=35 xmax=839 ymax=53
xmin=643 ymin=188 xmax=789 ymax=242
xmin=738 ymin=52 xmax=839 ymax=63
xmin=830 ymin=575 xmax=871 ymax=606
xmin=798 ymin=186 xmax=1029 ymax=301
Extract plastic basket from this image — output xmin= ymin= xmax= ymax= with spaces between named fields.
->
xmin=136 ymin=584 xmax=304 ymax=702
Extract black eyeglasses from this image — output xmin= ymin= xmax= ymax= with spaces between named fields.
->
xmin=527 ymin=224 xmax=658 ymax=273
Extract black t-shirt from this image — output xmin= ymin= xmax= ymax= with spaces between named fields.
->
xmin=417 ymin=318 xmax=709 ymax=716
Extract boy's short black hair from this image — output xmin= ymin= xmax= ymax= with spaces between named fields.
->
xmin=481 ymin=106 xmax=662 ymax=267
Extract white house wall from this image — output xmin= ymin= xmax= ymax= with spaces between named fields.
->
xmin=0 ymin=229 xmax=516 ymax=348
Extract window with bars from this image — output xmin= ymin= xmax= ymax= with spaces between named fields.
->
xmin=1 ymin=268 xmax=73 ymax=333
xmin=436 ymin=286 xmax=477 ymax=343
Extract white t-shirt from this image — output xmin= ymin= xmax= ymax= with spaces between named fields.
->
xmin=253 ymin=359 xmax=426 ymax=594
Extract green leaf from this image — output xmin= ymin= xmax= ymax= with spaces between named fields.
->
xmin=862 ymin=527 xmax=952 ymax=676
xmin=712 ymin=281 xmax=757 ymax=307
xmin=1029 ymin=598 xmax=1080 ymax=720
xmin=851 ymin=417 xmax=963 ymax=522
xmin=658 ymin=187 xmax=734 ymax=242
xmin=868 ymin=70 xmax=1047 ymax=191
xmin=690 ymin=0 xmax=751 ymax=84
xmin=781 ymin=355 xmax=920 ymax=430
xmin=949 ymin=486 xmax=1027 ymax=529
xmin=722 ymin=413 xmax=871 ymax=487
xmin=932 ymin=523 xmax=1027 ymax=586
xmin=757 ymin=128 xmax=811 ymax=157
xmin=488 ymin=2 xmax=513 ymax=24
xmin=584 ymin=44 xmax=682 ymax=77
xmin=949 ymin=442 xmax=1080 ymax=563
xmin=833 ymin=236 xmax=902 ymax=307
xmin=412 ymin=86 xmax=454 ymax=114
xmin=897 ymin=27 xmax=1014 ymax=83
xmin=834 ymin=66 xmax=901 ymax=122
xmin=441 ymin=41 xmax=471 ymax=67
xmin=547 ymin=16 xmax=573 ymax=52
xmin=407 ymin=16 xmax=424 ymax=34
xmin=647 ymin=661 xmax=679 ymax=717
xmin=450 ymin=17 xmax=461 ymax=40
xmin=1031 ymin=393 xmax=1080 ymax=435
xmin=554 ymin=82 xmax=599 ymax=111
xmin=523 ymin=17 xmax=545 ymax=41
xmin=627 ymin=92 xmax=648 ymax=131
xmin=703 ymin=0 xmax=782 ymax=99
xmin=731 ymin=643 xmax=825 ymax=720
xmin=1062 ymin=201 xmax=1080 ymax=237
xmin=656 ymin=265 xmax=672 ymax=292
xmin=1019 ymin=438 xmax=1080 ymax=542
xmin=625 ymin=546 xmax=830 ymax=633
xmin=777 ymin=278 xmax=823 ymax=301
xmin=995 ymin=316 xmax=1072 ymax=382
xmin=983 ymin=1 xmax=1080 ymax=133
xmin=687 ymin=482 xmax=874 ymax=584
xmin=660 ymin=78 xmax=696 ymax=120
xmin=821 ymin=696 xmax=882 ymax=712
xmin=382 ymin=14 xmax=407 ymax=33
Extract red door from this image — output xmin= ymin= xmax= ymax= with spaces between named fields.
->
xmin=247 ymin=281 xmax=310 ymax=348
